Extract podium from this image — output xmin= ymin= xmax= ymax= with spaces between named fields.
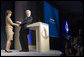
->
xmin=27 ymin=22 xmax=50 ymax=52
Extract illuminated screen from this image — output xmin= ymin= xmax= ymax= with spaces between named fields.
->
xmin=62 ymin=19 xmax=71 ymax=37
xmin=44 ymin=1 xmax=59 ymax=38
xmin=62 ymin=19 xmax=71 ymax=51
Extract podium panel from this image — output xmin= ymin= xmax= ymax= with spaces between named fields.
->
xmin=27 ymin=22 xmax=50 ymax=52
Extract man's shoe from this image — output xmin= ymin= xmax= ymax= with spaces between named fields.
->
xmin=23 ymin=50 xmax=29 ymax=52
xmin=19 ymin=50 xmax=29 ymax=52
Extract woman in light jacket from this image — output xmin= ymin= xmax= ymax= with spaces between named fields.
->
xmin=5 ymin=10 xmax=19 ymax=53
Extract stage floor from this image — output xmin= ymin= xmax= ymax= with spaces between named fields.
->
xmin=1 ymin=50 xmax=63 ymax=56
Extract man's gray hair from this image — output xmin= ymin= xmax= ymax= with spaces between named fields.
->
xmin=25 ymin=10 xmax=31 ymax=14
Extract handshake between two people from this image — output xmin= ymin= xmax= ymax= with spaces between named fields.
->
xmin=15 ymin=21 xmax=22 ymax=27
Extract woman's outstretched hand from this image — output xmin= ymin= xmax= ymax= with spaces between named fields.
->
xmin=16 ymin=24 xmax=20 ymax=27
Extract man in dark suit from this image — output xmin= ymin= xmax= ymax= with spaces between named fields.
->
xmin=17 ymin=10 xmax=33 ymax=52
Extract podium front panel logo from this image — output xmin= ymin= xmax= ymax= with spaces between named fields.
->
xmin=41 ymin=27 xmax=49 ymax=39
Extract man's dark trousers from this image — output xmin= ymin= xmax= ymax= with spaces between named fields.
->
xmin=19 ymin=29 xmax=29 ymax=51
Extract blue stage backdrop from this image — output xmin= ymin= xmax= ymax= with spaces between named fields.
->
xmin=28 ymin=30 xmax=32 ymax=45
xmin=44 ymin=1 xmax=59 ymax=38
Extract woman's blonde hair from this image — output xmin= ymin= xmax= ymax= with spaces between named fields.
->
xmin=5 ymin=10 xmax=12 ymax=15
